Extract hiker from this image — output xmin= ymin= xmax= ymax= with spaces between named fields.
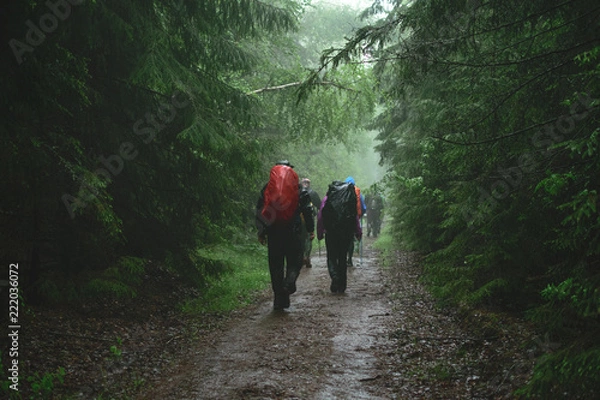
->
xmin=317 ymin=180 xmax=362 ymax=293
xmin=366 ymin=185 xmax=384 ymax=237
xmin=256 ymin=161 xmax=315 ymax=310
xmin=344 ymin=176 xmax=366 ymax=267
xmin=301 ymin=178 xmax=321 ymax=268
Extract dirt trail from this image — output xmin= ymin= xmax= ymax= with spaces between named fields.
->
xmin=139 ymin=238 xmax=394 ymax=399
xmin=138 ymin=237 xmax=533 ymax=399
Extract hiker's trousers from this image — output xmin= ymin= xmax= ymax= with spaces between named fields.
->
xmin=325 ymin=230 xmax=354 ymax=293
xmin=267 ymin=225 xmax=303 ymax=298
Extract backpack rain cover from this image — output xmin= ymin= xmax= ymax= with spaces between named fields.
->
xmin=322 ymin=181 xmax=357 ymax=232
xmin=261 ymin=165 xmax=299 ymax=226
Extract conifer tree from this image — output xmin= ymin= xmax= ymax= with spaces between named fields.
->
xmin=316 ymin=0 xmax=600 ymax=395
xmin=0 ymin=0 xmax=299 ymax=298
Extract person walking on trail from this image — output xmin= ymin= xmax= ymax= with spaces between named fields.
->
xmin=344 ymin=176 xmax=366 ymax=267
xmin=256 ymin=161 xmax=315 ymax=310
xmin=317 ymin=180 xmax=362 ymax=293
xmin=366 ymin=184 xmax=385 ymax=237
xmin=301 ymin=178 xmax=321 ymax=268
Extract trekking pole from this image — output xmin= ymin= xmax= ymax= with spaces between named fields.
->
xmin=359 ymin=217 xmax=363 ymax=265
xmin=360 ymin=238 xmax=363 ymax=264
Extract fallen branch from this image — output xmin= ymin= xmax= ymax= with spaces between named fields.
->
xmin=368 ymin=312 xmax=391 ymax=317
xmin=166 ymin=334 xmax=183 ymax=345
xmin=359 ymin=374 xmax=381 ymax=382
xmin=247 ymin=80 xmax=355 ymax=95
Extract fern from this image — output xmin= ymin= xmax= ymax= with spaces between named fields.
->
xmin=86 ymin=278 xmax=137 ymax=299
xmin=517 ymin=347 xmax=600 ymax=398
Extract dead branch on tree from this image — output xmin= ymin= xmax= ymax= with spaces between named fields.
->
xmin=247 ymin=80 xmax=354 ymax=95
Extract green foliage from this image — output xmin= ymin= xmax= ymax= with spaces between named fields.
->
xmin=0 ymin=0 xmax=382 ymax=311
xmin=297 ymin=1 xmax=368 ymax=67
xmin=86 ymin=278 xmax=137 ymax=299
xmin=516 ymin=347 xmax=600 ymax=399
xmin=0 ymin=353 xmax=65 ymax=400
xmin=321 ymin=0 xmax=600 ymax=396
xmin=371 ymin=229 xmax=401 ymax=271
xmin=109 ymin=337 xmax=123 ymax=359
xmin=529 ymin=277 xmax=600 ymax=340
xmin=27 ymin=367 xmax=66 ymax=399
xmin=542 ymin=278 xmax=600 ymax=320
xmin=35 ymin=279 xmax=66 ymax=304
xmin=237 ymin=0 xmax=378 ymax=157
xmin=427 ymin=363 xmax=454 ymax=381
xmin=182 ymin=243 xmax=270 ymax=313
xmin=84 ymin=257 xmax=146 ymax=299
xmin=117 ymin=257 xmax=146 ymax=286
xmin=371 ymin=226 xmax=394 ymax=253
xmin=240 ymin=0 xmax=382 ymax=214
xmin=5 ymin=0 xmax=597 ymax=395
xmin=1 ymin=0 xmax=301 ymax=301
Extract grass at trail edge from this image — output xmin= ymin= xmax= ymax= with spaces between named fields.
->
xmin=182 ymin=243 xmax=271 ymax=314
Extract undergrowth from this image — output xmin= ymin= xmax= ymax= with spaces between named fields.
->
xmin=371 ymin=225 xmax=396 ymax=269
xmin=182 ymin=243 xmax=270 ymax=313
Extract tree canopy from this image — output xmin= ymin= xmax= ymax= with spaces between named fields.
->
xmin=0 ymin=0 xmax=378 ymax=300
xmin=3 ymin=0 xmax=600 ymax=396
xmin=320 ymin=0 xmax=599 ymax=396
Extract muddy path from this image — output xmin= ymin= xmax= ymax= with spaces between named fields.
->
xmin=139 ymin=238 xmax=394 ymax=399
xmin=138 ymin=237 xmax=534 ymax=399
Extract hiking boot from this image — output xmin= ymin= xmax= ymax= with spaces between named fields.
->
xmin=274 ymin=297 xmax=290 ymax=310
xmin=274 ymin=291 xmax=291 ymax=310
xmin=330 ymin=281 xmax=339 ymax=293
xmin=306 ymin=259 xmax=312 ymax=268
xmin=273 ymin=301 xmax=285 ymax=310
xmin=285 ymin=282 xmax=297 ymax=295
xmin=283 ymin=293 xmax=290 ymax=308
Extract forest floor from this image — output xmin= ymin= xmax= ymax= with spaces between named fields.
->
xmin=15 ymin=237 xmax=538 ymax=399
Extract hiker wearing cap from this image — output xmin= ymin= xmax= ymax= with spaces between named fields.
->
xmin=256 ymin=161 xmax=315 ymax=310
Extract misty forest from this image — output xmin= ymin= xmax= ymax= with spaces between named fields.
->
xmin=1 ymin=0 xmax=600 ymax=398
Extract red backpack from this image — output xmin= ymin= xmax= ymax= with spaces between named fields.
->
xmin=261 ymin=165 xmax=299 ymax=226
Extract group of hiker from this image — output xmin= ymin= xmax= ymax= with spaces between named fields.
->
xmin=255 ymin=160 xmax=383 ymax=310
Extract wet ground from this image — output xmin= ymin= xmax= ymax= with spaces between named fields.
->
xmin=15 ymin=235 xmax=534 ymax=398
xmin=137 ymin=238 xmax=534 ymax=399
xmin=139 ymin=239 xmax=395 ymax=399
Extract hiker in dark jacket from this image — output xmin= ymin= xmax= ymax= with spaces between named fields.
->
xmin=317 ymin=182 xmax=362 ymax=293
xmin=256 ymin=161 xmax=315 ymax=310
xmin=301 ymin=178 xmax=321 ymax=268
xmin=366 ymin=186 xmax=384 ymax=237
